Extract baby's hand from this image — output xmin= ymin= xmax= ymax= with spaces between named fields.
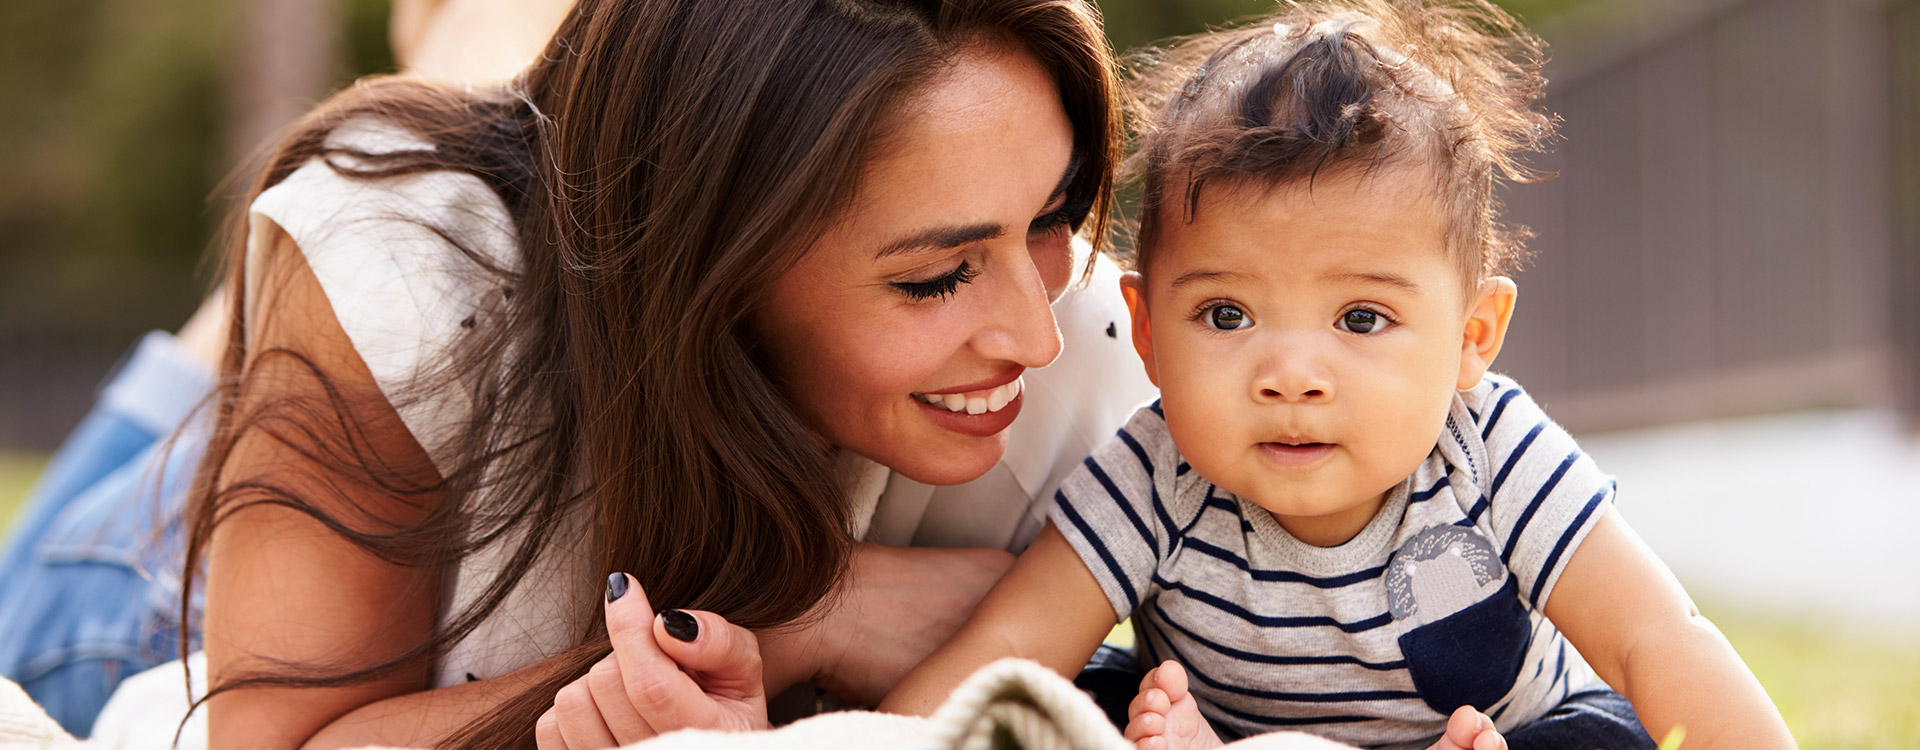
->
xmin=1427 ymin=705 xmax=1506 ymax=750
xmin=1124 ymin=660 xmax=1223 ymax=750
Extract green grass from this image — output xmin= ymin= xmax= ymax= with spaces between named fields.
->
xmin=1710 ymin=605 xmax=1920 ymax=750
xmin=0 ymin=452 xmax=48 ymax=536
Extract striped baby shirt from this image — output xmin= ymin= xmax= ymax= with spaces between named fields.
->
xmin=1049 ymin=374 xmax=1614 ymax=749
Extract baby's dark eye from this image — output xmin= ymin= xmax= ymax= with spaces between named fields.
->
xmin=1207 ymin=304 xmax=1251 ymax=331
xmin=1337 ymin=309 xmax=1387 ymax=334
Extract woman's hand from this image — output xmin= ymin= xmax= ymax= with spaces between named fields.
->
xmin=536 ymin=574 xmax=770 ymax=749
xmin=764 ymin=543 xmax=1014 ymax=706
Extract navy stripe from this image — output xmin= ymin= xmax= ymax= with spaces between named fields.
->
xmin=1055 ymin=492 xmax=1139 ymax=612
xmin=1148 ymin=400 xmax=1165 ymax=417
xmin=1206 ymin=701 xmax=1378 ymax=727
xmin=1117 ymin=429 xmax=1154 ymax=471
xmin=1158 ymin=635 xmax=1421 ymax=703
xmin=1184 ymin=538 xmax=1388 ymax=588
xmin=1408 ymin=475 xmax=1451 ymax=505
xmin=1499 ymin=451 xmax=1578 ymax=565
xmin=1530 ymin=487 xmax=1608 ymax=603
xmin=1085 ymin=459 xmax=1158 ymax=559
xmin=1176 ymin=461 xmax=1191 ymax=476
xmin=1117 ymin=430 xmax=1181 ymax=554
xmin=1480 ymin=387 xmax=1523 ymax=439
xmin=1154 ymin=575 xmax=1394 ymax=632
xmin=1489 ymin=701 xmax=1511 ymax=721
xmin=1152 ymin=603 xmax=1407 ymax=670
xmin=1488 ymin=422 xmax=1545 ymax=497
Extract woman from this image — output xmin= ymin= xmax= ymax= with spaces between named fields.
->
xmin=91 ymin=0 xmax=1156 ymax=748
xmin=0 ymin=0 xmax=568 ymax=735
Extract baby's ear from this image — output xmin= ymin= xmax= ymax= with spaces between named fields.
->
xmin=1119 ymin=272 xmax=1160 ymax=387
xmin=1458 ymin=277 xmax=1517 ymax=390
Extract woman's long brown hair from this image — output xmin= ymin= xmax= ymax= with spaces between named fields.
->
xmin=180 ymin=0 xmax=1117 ymax=747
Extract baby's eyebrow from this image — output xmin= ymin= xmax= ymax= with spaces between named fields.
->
xmin=1168 ymin=269 xmax=1244 ymax=289
xmin=1327 ymin=271 xmax=1423 ymax=292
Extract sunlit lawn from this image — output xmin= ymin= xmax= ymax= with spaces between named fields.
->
xmin=0 ymin=453 xmax=47 ymax=537
xmin=1 ymin=451 xmax=1915 ymax=748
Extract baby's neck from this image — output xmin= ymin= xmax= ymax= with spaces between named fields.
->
xmin=1270 ymin=491 xmax=1390 ymax=547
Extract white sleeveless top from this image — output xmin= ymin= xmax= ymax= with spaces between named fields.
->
xmin=92 ymin=119 xmax=1157 ymax=746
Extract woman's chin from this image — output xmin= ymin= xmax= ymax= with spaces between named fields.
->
xmin=878 ymin=417 xmax=1016 ymax=487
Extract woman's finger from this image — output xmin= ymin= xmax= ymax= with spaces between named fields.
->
xmin=603 ymin=573 xmax=719 ymax=732
xmin=552 ymin=678 xmax=620 ymax=750
xmin=535 ymin=706 xmax=568 ymax=750
xmin=585 ymin=653 xmax=656 ymax=743
xmin=652 ymin=609 xmax=765 ymax=700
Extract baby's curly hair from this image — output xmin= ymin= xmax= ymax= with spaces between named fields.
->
xmin=1124 ymin=0 xmax=1555 ymax=289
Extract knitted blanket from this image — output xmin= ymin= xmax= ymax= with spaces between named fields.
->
xmin=0 ymin=659 xmax=1349 ymax=750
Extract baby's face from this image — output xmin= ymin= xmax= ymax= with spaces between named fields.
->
xmin=1126 ymin=168 xmax=1476 ymax=546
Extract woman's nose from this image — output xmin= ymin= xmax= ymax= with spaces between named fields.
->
xmin=972 ymin=253 xmax=1064 ymax=368
xmin=1252 ymin=338 xmax=1334 ymax=403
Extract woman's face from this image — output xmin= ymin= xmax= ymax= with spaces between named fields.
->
xmin=756 ymin=43 xmax=1082 ymax=486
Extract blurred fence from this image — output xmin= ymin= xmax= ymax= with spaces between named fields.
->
xmin=1497 ymin=0 xmax=1920 ymax=432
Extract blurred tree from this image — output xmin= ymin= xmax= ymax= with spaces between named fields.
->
xmin=0 ymin=0 xmax=1590 ymax=448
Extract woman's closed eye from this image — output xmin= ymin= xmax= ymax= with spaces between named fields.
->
xmin=1027 ymin=198 xmax=1091 ymax=238
xmin=891 ymin=260 xmax=980 ymax=301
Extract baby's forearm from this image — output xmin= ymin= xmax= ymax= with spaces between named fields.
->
xmin=1614 ymin=613 xmax=1795 ymax=750
xmin=879 ymin=525 xmax=1118 ymax=716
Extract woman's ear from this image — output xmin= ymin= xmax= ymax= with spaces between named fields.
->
xmin=1118 ymin=272 xmax=1160 ymax=387
xmin=1459 ymin=276 xmax=1518 ymax=390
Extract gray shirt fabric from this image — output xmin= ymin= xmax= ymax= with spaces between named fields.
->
xmin=1049 ymin=375 xmax=1612 ymax=749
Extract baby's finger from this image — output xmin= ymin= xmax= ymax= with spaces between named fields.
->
xmin=1156 ymin=660 xmax=1190 ymax=697
xmin=652 ymin=609 xmax=765 ymax=700
xmin=584 ymin=654 xmax=655 ymax=744
xmin=1128 ymin=687 xmax=1170 ymax=721
xmin=1124 ymin=708 xmax=1165 ymax=741
xmin=552 ymin=678 xmax=619 ymax=750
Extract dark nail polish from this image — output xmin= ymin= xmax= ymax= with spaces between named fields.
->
xmin=661 ymin=610 xmax=699 ymax=642
xmin=606 ymin=572 xmax=629 ymax=603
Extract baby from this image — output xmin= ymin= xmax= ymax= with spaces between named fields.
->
xmin=881 ymin=2 xmax=1796 ymax=750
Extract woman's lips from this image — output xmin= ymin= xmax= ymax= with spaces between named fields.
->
xmin=911 ymin=377 xmax=1025 ymax=438
xmin=1259 ymin=441 xmax=1335 ymax=467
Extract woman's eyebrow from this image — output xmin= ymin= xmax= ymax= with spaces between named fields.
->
xmin=875 ymin=223 xmax=1004 ymax=258
xmin=877 ymin=154 xmax=1080 ymax=259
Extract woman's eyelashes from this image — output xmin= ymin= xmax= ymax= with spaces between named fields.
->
xmin=891 ymin=260 xmax=980 ymax=301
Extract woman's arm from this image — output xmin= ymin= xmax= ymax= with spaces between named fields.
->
xmin=206 ymin=230 xmax=493 ymax=749
xmin=1543 ymin=508 xmax=1795 ymax=750
xmin=878 ymin=524 xmax=1118 ymax=716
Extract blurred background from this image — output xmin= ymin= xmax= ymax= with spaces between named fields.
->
xmin=0 ymin=0 xmax=1913 ymax=745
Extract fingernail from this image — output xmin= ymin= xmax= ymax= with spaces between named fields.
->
xmin=606 ymin=573 xmax=629 ymax=603
xmin=661 ymin=609 xmax=699 ymax=642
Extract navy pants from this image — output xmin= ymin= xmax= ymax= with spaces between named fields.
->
xmin=0 ymin=333 xmax=208 ymax=736
xmin=1076 ymin=646 xmax=1656 ymax=750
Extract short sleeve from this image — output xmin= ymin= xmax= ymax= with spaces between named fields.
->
xmin=1047 ymin=403 xmax=1187 ymax=622
xmin=1462 ymin=375 xmax=1615 ymax=610
xmin=244 ymin=119 xmax=520 ymax=475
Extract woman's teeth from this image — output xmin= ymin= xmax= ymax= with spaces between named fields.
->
xmin=913 ymin=378 xmax=1022 ymax=415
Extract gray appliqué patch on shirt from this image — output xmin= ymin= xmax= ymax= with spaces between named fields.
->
xmin=1385 ymin=525 xmax=1503 ymax=625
